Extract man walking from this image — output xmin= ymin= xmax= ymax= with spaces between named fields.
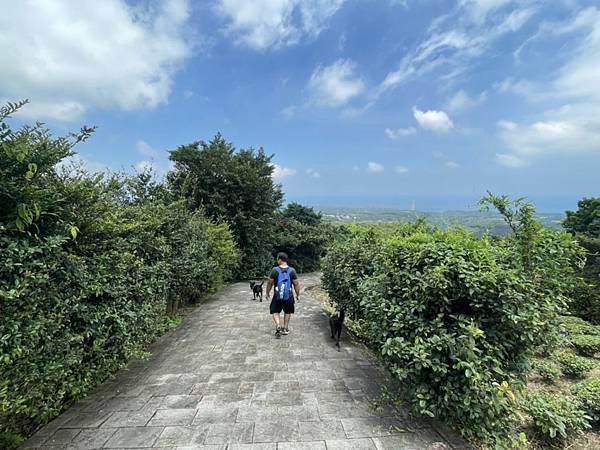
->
xmin=266 ymin=252 xmax=300 ymax=338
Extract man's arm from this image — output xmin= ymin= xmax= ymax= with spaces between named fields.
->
xmin=266 ymin=278 xmax=274 ymax=298
xmin=292 ymin=279 xmax=300 ymax=302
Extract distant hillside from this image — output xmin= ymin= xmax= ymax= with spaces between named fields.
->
xmin=317 ymin=207 xmax=564 ymax=236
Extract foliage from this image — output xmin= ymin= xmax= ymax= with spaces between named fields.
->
xmin=564 ymin=198 xmax=600 ymax=324
xmin=553 ymin=350 xmax=595 ymax=379
xmin=571 ymin=377 xmax=600 ymax=423
xmin=0 ymin=104 xmax=237 ymax=443
xmin=322 ymin=196 xmax=584 ymax=446
xmin=167 ymin=134 xmax=282 ymax=278
xmin=272 ymin=203 xmax=334 ymax=272
xmin=534 ymin=360 xmax=562 ymax=384
xmin=520 ymin=391 xmax=590 ymax=443
xmin=570 ymin=334 xmax=600 ymax=357
xmin=561 ymin=316 xmax=600 ymax=336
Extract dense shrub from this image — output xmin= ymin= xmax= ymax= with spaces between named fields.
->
xmin=553 ymin=350 xmax=595 ymax=378
xmin=534 ymin=361 xmax=562 ymax=384
xmin=322 ymin=197 xmax=584 ymax=446
xmin=272 ymin=203 xmax=334 ymax=272
xmin=520 ymin=391 xmax=591 ymax=443
xmin=562 ymin=316 xmax=600 ymax=336
xmin=571 ymin=377 xmax=600 ymax=424
xmin=570 ymin=334 xmax=600 ymax=357
xmin=0 ymin=103 xmax=238 ymax=443
xmin=564 ymin=198 xmax=600 ymax=324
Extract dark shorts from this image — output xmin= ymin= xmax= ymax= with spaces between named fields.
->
xmin=270 ymin=298 xmax=295 ymax=314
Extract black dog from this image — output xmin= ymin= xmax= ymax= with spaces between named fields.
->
xmin=250 ymin=281 xmax=264 ymax=302
xmin=329 ymin=310 xmax=346 ymax=351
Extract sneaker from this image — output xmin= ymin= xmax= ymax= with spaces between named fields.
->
xmin=281 ymin=328 xmax=290 ymax=335
xmin=275 ymin=326 xmax=282 ymax=338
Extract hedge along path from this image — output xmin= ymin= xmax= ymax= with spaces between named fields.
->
xmin=22 ymin=273 xmax=468 ymax=450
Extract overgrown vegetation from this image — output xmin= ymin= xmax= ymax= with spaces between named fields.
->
xmin=322 ymin=194 xmax=585 ymax=447
xmin=0 ymin=103 xmax=239 ymax=445
xmin=564 ymin=198 xmax=600 ymax=324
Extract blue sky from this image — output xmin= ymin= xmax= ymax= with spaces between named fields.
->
xmin=1 ymin=0 xmax=599 ymax=211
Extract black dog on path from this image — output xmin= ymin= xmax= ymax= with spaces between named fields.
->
xmin=329 ymin=310 xmax=346 ymax=351
xmin=250 ymin=281 xmax=264 ymax=302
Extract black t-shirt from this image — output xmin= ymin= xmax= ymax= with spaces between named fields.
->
xmin=270 ymin=266 xmax=298 ymax=301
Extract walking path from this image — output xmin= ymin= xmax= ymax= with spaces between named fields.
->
xmin=23 ymin=273 xmax=468 ymax=449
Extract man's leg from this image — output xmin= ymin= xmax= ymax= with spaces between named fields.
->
xmin=283 ymin=313 xmax=291 ymax=328
xmin=272 ymin=313 xmax=281 ymax=327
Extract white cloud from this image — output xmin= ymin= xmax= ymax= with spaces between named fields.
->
xmin=446 ymin=90 xmax=487 ymax=112
xmin=215 ymin=0 xmax=345 ymax=50
xmin=376 ymin=1 xmax=537 ymax=96
xmin=413 ymin=107 xmax=454 ymax=133
xmin=496 ymin=7 xmax=600 ymax=159
xmin=306 ymin=168 xmax=321 ymax=178
xmin=1 ymin=0 xmax=192 ymax=121
xmin=183 ymin=90 xmax=194 ymax=99
xmin=498 ymin=115 xmax=600 ymax=157
xmin=445 ymin=161 xmax=460 ymax=168
xmin=272 ymin=164 xmax=297 ymax=180
xmin=308 ymin=59 xmax=365 ymax=107
xmin=280 ymin=105 xmax=298 ymax=118
xmin=495 ymin=153 xmax=529 ymax=168
xmin=395 ymin=165 xmax=409 ymax=174
xmin=56 ymin=153 xmax=113 ymax=174
xmin=367 ymin=161 xmax=384 ymax=173
xmin=136 ymin=140 xmax=159 ymax=158
xmin=385 ymin=127 xmax=416 ymax=139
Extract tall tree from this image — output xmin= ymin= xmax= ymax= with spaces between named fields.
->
xmin=167 ymin=134 xmax=283 ymax=278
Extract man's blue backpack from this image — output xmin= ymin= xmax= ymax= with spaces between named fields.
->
xmin=275 ymin=267 xmax=294 ymax=301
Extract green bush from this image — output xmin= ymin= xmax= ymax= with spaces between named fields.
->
xmin=570 ymin=334 xmax=600 ymax=357
xmin=553 ymin=350 xmax=595 ymax=378
xmin=0 ymin=103 xmax=238 ymax=443
xmin=534 ymin=361 xmax=562 ymax=384
xmin=562 ymin=315 xmax=600 ymax=336
xmin=571 ymin=377 xmax=600 ymax=424
xmin=520 ymin=391 xmax=591 ymax=443
xmin=322 ymin=196 xmax=584 ymax=446
xmin=272 ymin=203 xmax=334 ymax=273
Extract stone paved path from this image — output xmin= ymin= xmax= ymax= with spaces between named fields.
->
xmin=23 ymin=273 xmax=468 ymax=449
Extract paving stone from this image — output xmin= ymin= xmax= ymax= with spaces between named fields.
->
xmin=62 ymin=411 xmax=113 ymax=428
xmin=103 ymin=426 xmax=164 ymax=448
xmin=147 ymin=408 xmax=196 ymax=426
xmin=101 ymin=408 xmax=157 ymax=428
xmin=325 ymin=438 xmax=377 ymax=449
xmin=277 ymin=441 xmax=326 ymax=449
xmin=155 ymin=394 xmax=200 ymax=409
xmin=204 ymin=422 xmax=254 ymax=445
xmin=297 ymin=420 xmax=346 ymax=441
xmin=154 ymin=425 xmax=210 ymax=446
xmin=66 ymin=428 xmax=117 ymax=449
xmin=341 ymin=418 xmax=409 ymax=439
xmin=193 ymin=405 xmax=239 ymax=424
xmin=253 ymin=420 xmax=300 ymax=443
xmin=45 ymin=428 xmax=81 ymax=445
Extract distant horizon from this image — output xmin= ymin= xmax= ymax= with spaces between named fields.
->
xmin=289 ymin=195 xmax=581 ymax=214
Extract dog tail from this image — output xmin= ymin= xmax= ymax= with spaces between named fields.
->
xmin=260 ymin=280 xmax=265 ymax=286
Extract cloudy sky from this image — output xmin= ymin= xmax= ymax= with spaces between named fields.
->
xmin=1 ymin=0 xmax=599 ymax=211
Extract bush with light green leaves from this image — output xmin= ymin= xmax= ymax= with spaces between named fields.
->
xmin=520 ymin=391 xmax=591 ymax=444
xmin=571 ymin=377 xmax=600 ymax=424
xmin=322 ymin=196 xmax=584 ymax=446
xmin=0 ymin=102 xmax=238 ymax=446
